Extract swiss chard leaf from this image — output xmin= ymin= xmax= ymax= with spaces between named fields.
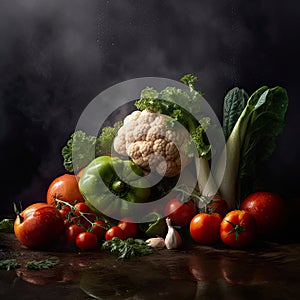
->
xmin=223 ymin=87 xmax=249 ymax=140
xmin=238 ymin=86 xmax=289 ymax=200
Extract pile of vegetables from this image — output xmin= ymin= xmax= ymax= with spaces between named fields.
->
xmin=5 ymin=74 xmax=290 ymax=257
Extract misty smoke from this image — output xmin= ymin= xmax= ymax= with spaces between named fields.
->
xmin=0 ymin=0 xmax=299 ymax=213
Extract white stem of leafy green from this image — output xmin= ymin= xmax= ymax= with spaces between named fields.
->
xmin=215 ymin=106 xmax=253 ymax=209
xmin=195 ymin=156 xmax=218 ymax=208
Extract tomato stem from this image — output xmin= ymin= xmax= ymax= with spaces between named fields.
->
xmin=13 ymin=202 xmax=24 ymax=223
xmin=226 ymin=220 xmax=246 ymax=240
xmin=54 ymin=197 xmax=107 ymax=230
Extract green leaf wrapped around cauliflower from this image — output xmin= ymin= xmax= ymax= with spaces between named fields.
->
xmin=113 ymin=110 xmax=192 ymax=177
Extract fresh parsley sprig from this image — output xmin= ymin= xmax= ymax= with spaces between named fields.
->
xmin=25 ymin=257 xmax=60 ymax=270
xmin=102 ymin=237 xmax=156 ymax=260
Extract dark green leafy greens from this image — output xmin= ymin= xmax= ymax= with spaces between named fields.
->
xmin=101 ymin=237 xmax=156 ymax=259
xmin=238 ymin=86 xmax=289 ymax=200
xmin=218 ymin=85 xmax=289 ymax=208
xmin=223 ymin=87 xmax=249 ymax=140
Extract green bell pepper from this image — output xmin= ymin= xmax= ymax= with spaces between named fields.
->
xmin=79 ymin=156 xmax=151 ymax=219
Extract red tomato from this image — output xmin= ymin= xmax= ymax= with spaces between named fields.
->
xmin=91 ymin=220 xmax=107 ymax=240
xmin=220 ymin=210 xmax=256 ymax=248
xmin=165 ymin=198 xmax=197 ymax=227
xmin=14 ymin=203 xmax=64 ymax=249
xmin=46 ymin=174 xmax=84 ymax=206
xmin=189 ymin=213 xmax=222 ymax=244
xmin=74 ymin=202 xmax=93 ymax=215
xmin=206 ymin=194 xmax=229 ymax=217
xmin=117 ymin=218 xmax=138 ymax=238
xmin=240 ymin=191 xmax=285 ymax=235
xmin=73 ymin=202 xmax=96 ymax=222
xmin=75 ymin=232 xmax=98 ymax=250
xmin=105 ymin=226 xmax=125 ymax=241
xmin=59 ymin=205 xmax=71 ymax=219
xmin=65 ymin=224 xmax=86 ymax=244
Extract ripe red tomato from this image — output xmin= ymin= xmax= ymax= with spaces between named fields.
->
xmin=91 ymin=220 xmax=107 ymax=240
xmin=165 ymin=198 xmax=197 ymax=227
xmin=46 ymin=174 xmax=84 ymax=206
xmin=220 ymin=210 xmax=256 ymax=248
xmin=73 ymin=202 xmax=96 ymax=222
xmin=240 ymin=191 xmax=285 ymax=235
xmin=73 ymin=202 xmax=93 ymax=215
xmin=75 ymin=232 xmax=98 ymax=250
xmin=59 ymin=205 xmax=71 ymax=219
xmin=105 ymin=226 xmax=125 ymax=241
xmin=65 ymin=224 xmax=86 ymax=244
xmin=206 ymin=194 xmax=229 ymax=217
xmin=189 ymin=213 xmax=222 ymax=244
xmin=117 ymin=218 xmax=138 ymax=238
xmin=14 ymin=203 xmax=65 ymax=249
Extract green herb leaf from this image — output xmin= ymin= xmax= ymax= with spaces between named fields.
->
xmin=25 ymin=257 xmax=60 ymax=270
xmin=101 ymin=237 xmax=156 ymax=259
xmin=0 ymin=259 xmax=20 ymax=271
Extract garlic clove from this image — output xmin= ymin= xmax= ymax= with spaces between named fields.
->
xmin=146 ymin=237 xmax=166 ymax=248
xmin=164 ymin=217 xmax=182 ymax=250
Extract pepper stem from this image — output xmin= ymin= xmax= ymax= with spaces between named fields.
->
xmin=111 ymin=180 xmax=127 ymax=194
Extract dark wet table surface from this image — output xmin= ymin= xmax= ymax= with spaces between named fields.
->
xmin=1 ymin=233 xmax=299 ymax=300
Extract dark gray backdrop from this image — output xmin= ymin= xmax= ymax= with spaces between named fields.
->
xmin=0 ymin=0 xmax=299 ymax=215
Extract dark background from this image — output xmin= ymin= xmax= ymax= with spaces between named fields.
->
xmin=0 ymin=0 xmax=299 ymax=221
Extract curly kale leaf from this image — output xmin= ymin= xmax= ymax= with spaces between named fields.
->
xmin=62 ymin=122 xmax=122 ymax=172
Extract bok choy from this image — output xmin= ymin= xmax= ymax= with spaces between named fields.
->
xmin=216 ymin=85 xmax=289 ymax=209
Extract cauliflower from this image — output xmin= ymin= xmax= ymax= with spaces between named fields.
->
xmin=113 ymin=110 xmax=192 ymax=177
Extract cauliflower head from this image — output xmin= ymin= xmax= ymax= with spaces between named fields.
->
xmin=113 ymin=110 xmax=192 ymax=177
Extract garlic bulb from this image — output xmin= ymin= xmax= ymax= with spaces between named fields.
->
xmin=164 ymin=217 xmax=182 ymax=249
xmin=146 ymin=237 xmax=166 ymax=248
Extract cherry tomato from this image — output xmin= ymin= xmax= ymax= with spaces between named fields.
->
xmin=59 ymin=205 xmax=71 ymax=219
xmin=206 ymin=194 xmax=229 ymax=217
xmin=46 ymin=174 xmax=84 ymax=206
xmin=73 ymin=202 xmax=96 ymax=222
xmin=75 ymin=232 xmax=98 ymax=250
xmin=91 ymin=220 xmax=107 ymax=240
xmin=189 ymin=213 xmax=222 ymax=244
xmin=65 ymin=224 xmax=86 ymax=244
xmin=240 ymin=191 xmax=285 ymax=235
xmin=14 ymin=203 xmax=64 ymax=249
xmin=165 ymin=198 xmax=196 ymax=227
xmin=220 ymin=210 xmax=256 ymax=248
xmin=105 ymin=226 xmax=125 ymax=240
xmin=74 ymin=202 xmax=93 ymax=215
xmin=117 ymin=218 xmax=138 ymax=238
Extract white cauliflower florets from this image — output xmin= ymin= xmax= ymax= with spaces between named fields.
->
xmin=113 ymin=110 xmax=192 ymax=177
